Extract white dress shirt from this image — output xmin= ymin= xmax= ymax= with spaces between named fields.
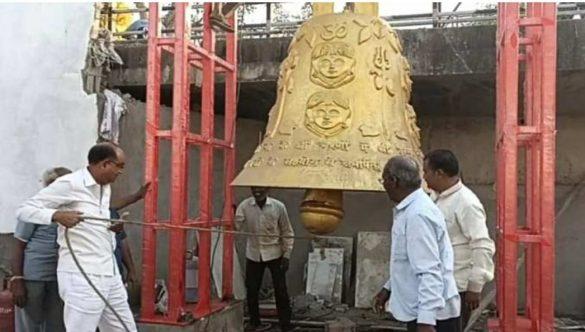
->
xmin=16 ymin=168 xmax=118 ymax=276
xmin=430 ymin=181 xmax=495 ymax=293
xmin=384 ymin=189 xmax=460 ymax=325
xmin=235 ymin=197 xmax=294 ymax=262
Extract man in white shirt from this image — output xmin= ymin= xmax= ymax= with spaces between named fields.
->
xmin=374 ymin=156 xmax=460 ymax=332
xmin=235 ymin=187 xmax=294 ymax=332
xmin=16 ymin=143 xmax=137 ymax=332
xmin=423 ymin=149 xmax=495 ymax=327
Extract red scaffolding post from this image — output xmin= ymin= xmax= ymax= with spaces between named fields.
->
xmin=140 ymin=3 xmax=238 ymax=325
xmin=492 ymin=3 xmax=556 ymax=331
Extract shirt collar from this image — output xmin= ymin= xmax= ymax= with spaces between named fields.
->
xmin=82 ymin=167 xmax=99 ymax=187
xmin=437 ymin=180 xmax=463 ymax=199
xmin=395 ymin=188 xmax=424 ymax=211
xmin=250 ymin=197 xmax=273 ymax=206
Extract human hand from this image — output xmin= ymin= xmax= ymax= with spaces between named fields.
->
xmin=135 ymin=182 xmax=151 ymax=200
xmin=373 ymin=288 xmax=390 ymax=314
xmin=466 ymin=291 xmax=481 ymax=310
xmin=52 ymin=211 xmax=83 ymax=228
xmin=10 ymin=278 xmax=26 ymax=307
xmin=126 ymin=269 xmax=137 ymax=285
xmin=109 ymin=211 xmax=129 ymax=233
xmin=109 ymin=222 xmax=124 ymax=233
xmin=281 ymin=257 xmax=289 ymax=272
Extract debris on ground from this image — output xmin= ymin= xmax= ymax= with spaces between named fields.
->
xmin=556 ymin=317 xmax=585 ymax=330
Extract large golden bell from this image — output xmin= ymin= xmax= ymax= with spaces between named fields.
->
xmin=233 ymin=3 xmax=422 ymax=234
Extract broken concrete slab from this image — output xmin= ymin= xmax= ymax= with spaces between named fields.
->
xmin=311 ymin=236 xmax=354 ymax=305
xmin=354 ymin=231 xmax=391 ymax=308
xmin=306 ymin=248 xmax=344 ymax=304
xmin=325 ymin=317 xmax=357 ymax=332
xmin=309 ymin=262 xmax=336 ymax=301
xmin=292 ymin=293 xmax=319 ymax=313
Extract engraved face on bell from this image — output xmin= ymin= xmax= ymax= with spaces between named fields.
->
xmin=313 ymin=104 xmax=342 ymax=129
xmin=311 ymin=42 xmax=356 ymax=89
xmin=232 ymin=10 xmax=423 ymax=235
xmin=305 ymin=91 xmax=351 ymax=138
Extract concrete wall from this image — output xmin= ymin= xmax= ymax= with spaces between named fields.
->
xmin=0 ymin=4 xmax=97 ymax=234
xmin=116 ymin=97 xmax=585 ymax=316
xmin=112 ymin=19 xmax=585 ymax=87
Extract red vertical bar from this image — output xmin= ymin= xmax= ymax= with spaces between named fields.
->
xmin=524 ymin=3 xmax=537 ymax=323
xmin=538 ymin=4 xmax=557 ymax=331
xmin=526 ymin=4 xmax=547 ymax=328
xmin=168 ymin=2 xmax=189 ymax=320
xmin=495 ymin=3 xmax=520 ymax=331
xmin=222 ymin=13 xmax=238 ymax=299
xmin=495 ymin=4 xmax=557 ymax=331
xmin=494 ymin=6 xmax=505 ymax=328
xmin=141 ymin=2 xmax=160 ymax=320
xmin=195 ymin=3 xmax=216 ymax=317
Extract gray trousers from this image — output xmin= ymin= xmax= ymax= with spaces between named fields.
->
xmin=17 ymin=280 xmax=65 ymax=332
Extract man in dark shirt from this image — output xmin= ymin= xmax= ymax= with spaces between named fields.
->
xmin=109 ymin=182 xmax=150 ymax=284
xmin=11 ymin=167 xmax=72 ymax=332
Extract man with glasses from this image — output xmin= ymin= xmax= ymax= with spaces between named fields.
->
xmin=16 ymin=142 xmax=137 ymax=332
xmin=423 ymin=149 xmax=494 ymax=328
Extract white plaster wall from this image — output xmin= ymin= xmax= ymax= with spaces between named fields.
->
xmin=0 ymin=4 xmax=97 ymax=233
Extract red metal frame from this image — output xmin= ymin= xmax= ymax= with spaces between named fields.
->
xmin=492 ymin=3 xmax=556 ymax=331
xmin=141 ymin=3 xmax=238 ymax=324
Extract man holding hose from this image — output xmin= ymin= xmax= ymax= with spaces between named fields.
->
xmin=16 ymin=142 xmax=136 ymax=332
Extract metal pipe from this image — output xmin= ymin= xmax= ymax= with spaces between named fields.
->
xmin=194 ymin=2 xmax=215 ymax=317
xmin=167 ymin=2 xmax=189 ymax=321
xmin=221 ymin=12 xmax=237 ymax=300
xmin=140 ymin=1 xmax=160 ymax=321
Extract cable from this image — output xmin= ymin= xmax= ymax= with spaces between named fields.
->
xmin=64 ymin=228 xmax=131 ymax=332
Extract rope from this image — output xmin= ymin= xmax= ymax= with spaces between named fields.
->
xmin=64 ymin=228 xmax=131 ymax=332
xmin=82 ymin=215 xmax=320 ymax=241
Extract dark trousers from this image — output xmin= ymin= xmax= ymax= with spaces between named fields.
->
xmin=246 ymin=258 xmax=291 ymax=330
xmin=406 ymin=316 xmax=461 ymax=332
xmin=459 ymin=292 xmax=472 ymax=330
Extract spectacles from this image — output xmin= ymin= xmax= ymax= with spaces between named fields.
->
xmin=379 ymin=176 xmax=398 ymax=184
xmin=107 ymin=159 xmax=125 ymax=168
